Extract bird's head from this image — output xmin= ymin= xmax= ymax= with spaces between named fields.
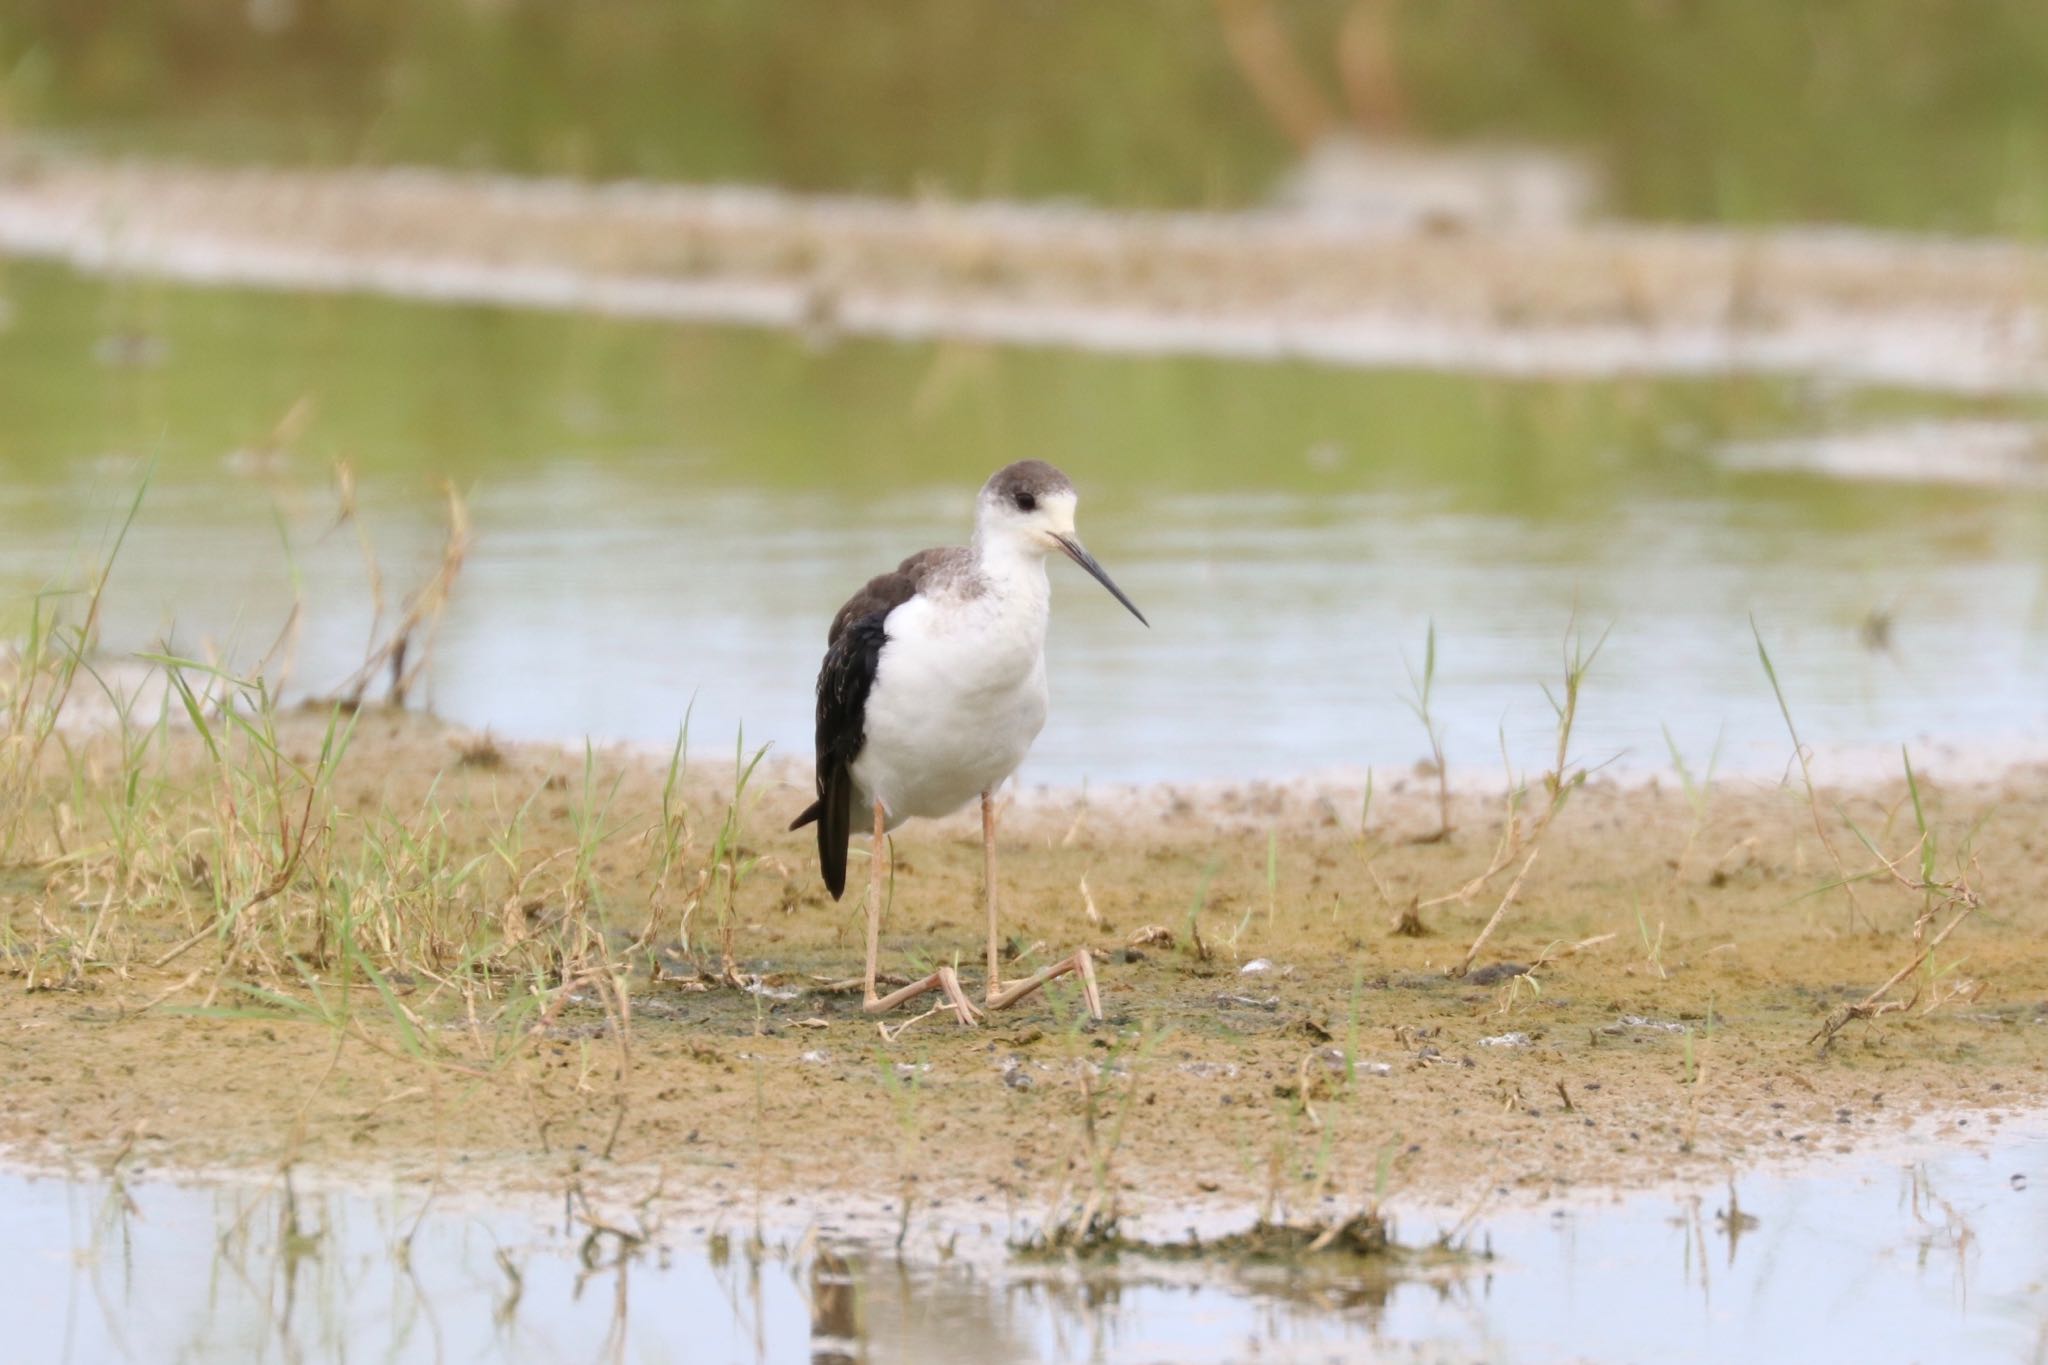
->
xmin=976 ymin=460 xmax=1148 ymax=626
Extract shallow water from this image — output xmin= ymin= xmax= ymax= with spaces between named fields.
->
xmin=0 ymin=259 xmax=2043 ymax=785
xmin=11 ymin=1123 xmax=2048 ymax=1364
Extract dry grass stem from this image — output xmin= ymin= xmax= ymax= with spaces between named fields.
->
xmin=1811 ymin=891 xmax=1980 ymax=1049
xmin=332 ymin=481 xmax=472 ymax=710
xmin=1449 ymin=848 xmax=1540 ymax=980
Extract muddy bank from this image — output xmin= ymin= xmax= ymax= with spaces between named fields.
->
xmin=3 ymin=709 xmax=2046 ymax=1224
xmin=4 ymin=152 xmax=2048 ymax=391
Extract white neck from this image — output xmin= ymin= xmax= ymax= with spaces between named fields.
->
xmin=973 ymin=527 xmax=1053 ymax=607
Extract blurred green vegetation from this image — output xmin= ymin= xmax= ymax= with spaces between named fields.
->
xmin=5 ymin=1 xmax=2048 ymax=233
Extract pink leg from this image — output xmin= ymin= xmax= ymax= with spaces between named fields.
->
xmin=978 ymin=789 xmax=1104 ymax=1021
xmin=982 ymin=789 xmax=1002 ymax=1002
xmin=860 ymin=799 xmax=977 ymax=1027
xmin=986 ymin=947 xmax=1102 ymax=1021
xmin=867 ymin=965 xmax=979 ymax=1024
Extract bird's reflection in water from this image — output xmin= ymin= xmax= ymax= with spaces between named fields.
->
xmin=810 ymin=1248 xmax=860 ymax=1364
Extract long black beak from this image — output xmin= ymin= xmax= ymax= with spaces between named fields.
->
xmin=1052 ymin=534 xmax=1149 ymax=627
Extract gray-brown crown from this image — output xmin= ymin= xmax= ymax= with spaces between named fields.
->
xmin=982 ymin=460 xmax=1074 ymax=513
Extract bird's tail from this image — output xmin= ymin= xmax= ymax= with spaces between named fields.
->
xmin=817 ymin=773 xmax=851 ymax=900
xmin=791 ymin=779 xmax=852 ymax=900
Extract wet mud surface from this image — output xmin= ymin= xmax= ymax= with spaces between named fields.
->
xmin=7 ymin=154 xmax=2048 ymax=389
xmin=5 ymin=710 xmax=2046 ymax=1222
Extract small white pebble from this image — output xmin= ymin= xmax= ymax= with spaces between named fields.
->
xmin=1240 ymin=959 xmax=1274 ymax=975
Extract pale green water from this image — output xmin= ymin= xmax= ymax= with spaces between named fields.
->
xmin=11 ymin=1122 xmax=2048 ymax=1363
xmin=0 ymin=259 xmax=2043 ymax=784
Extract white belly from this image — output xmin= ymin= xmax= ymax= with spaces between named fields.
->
xmin=852 ymin=592 xmax=1049 ymax=824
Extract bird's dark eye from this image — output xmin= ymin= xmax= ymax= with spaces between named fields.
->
xmin=1014 ymin=491 xmax=1037 ymax=512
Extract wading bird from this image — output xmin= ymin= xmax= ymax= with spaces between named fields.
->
xmin=791 ymin=461 xmax=1148 ymax=1026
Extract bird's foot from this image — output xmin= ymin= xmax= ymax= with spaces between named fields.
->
xmin=865 ymin=965 xmax=981 ymax=1034
xmin=984 ymin=948 xmax=1102 ymax=1021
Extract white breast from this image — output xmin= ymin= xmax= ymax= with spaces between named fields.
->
xmin=853 ymin=576 xmax=1050 ymax=824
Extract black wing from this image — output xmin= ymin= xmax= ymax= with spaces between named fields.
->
xmin=792 ymin=613 xmax=890 ymax=898
xmin=790 ymin=554 xmax=954 ymax=898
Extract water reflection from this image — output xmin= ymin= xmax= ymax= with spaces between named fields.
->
xmin=808 ymin=1249 xmax=857 ymax=1364
xmin=11 ymin=1126 xmax=2048 ymax=1363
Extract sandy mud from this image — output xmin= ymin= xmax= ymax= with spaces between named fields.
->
xmin=5 ymin=153 xmax=2048 ymax=390
xmin=4 ymin=708 xmax=2045 ymax=1227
